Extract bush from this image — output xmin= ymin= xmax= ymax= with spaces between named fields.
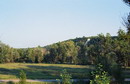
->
xmin=90 ymin=64 xmax=111 ymax=84
xmin=19 ymin=70 xmax=26 ymax=84
xmin=60 ymin=69 xmax=72 ymax=84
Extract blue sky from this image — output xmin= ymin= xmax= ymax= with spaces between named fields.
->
xmin=0 ymin=0 xmax=129 ymax=48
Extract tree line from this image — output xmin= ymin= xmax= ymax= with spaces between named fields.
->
xmin=0 ymin=29 xmax=130 ymax=67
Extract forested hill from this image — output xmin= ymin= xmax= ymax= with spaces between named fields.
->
xmin=44 ymin=36 xmax=99 ymax=49
xmin=44 ymin=35 xmax=117 ymax=51
xmin=44 ymin=36 xmax=91 ymax=49
xmin=0 ymin=35 xmax=96 ymax=64
xmin=0 ymin=30 xmax=130 ymax=67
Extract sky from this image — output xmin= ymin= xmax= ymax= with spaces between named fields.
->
xmin=0 ymin=0 xmax=129 ymax=48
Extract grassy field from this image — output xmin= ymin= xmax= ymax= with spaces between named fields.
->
xmin=0 ymin=63 xmax=92 ymax=79
xmin=0 ymin=63 xmax=130 ymax=84
xmin=0 ymin=82 xmax=54 ymax=84
xmin=0 ymin=82 xmax=90 ymax=84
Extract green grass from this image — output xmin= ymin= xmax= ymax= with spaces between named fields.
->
xmin=0 ymin=82 xmax=58 ymax=84
xmin=0 ymin=82 xmax=90 ymax=84
xmin=0 ymin=63 xmax=92 ymax=79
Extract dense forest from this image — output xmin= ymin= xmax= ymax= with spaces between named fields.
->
xmin=0 ymin=29 xmax=130 ymax=67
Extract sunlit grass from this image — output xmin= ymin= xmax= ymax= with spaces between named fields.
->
xmin=0 ymin=74 xmax=17 ymax=79
xmin=0 ymin=63 xmax=92 ymax=79
xmin=0 ymin=82 xmax=56 ymax=84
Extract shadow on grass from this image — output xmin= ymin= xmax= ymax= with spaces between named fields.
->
xmin=0 ymin=68 xmax=20 ymax=79
xmin=0 ymin=65 xmax=92 ymax=79
xmin=26 ymin=65 xmax=91 ymax=79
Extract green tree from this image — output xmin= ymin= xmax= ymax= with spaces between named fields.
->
xmin=46 ymin=44 xmax=59 ymax=63
xmin=57 ymin=41 xmax=78 ymax=64
xmin=17 ymin=49 xmax=29 ymax=63
xmin=86 ymin=33 xmax=116 ymax=65
xmin=123 ymin=0 xmax=130 ymax=6
xmin=90 ymin=64 xmax=111 ymax=84
xmin=86 ymin=33 xmax=125 ymax=83
xmin=123 ymin=0 xmax=130 ymax=33
xmin=46 ymin=41 xmax=78 ymax=64
xmin=116 ymin=29 xmax=130 ymax=67
xmin=34 ymin=46 xmax=45 ymax=63
xmin=28 ymin=48 xmax=35 ymax=63
xmin=19 ymin=70 xmax=26 ymax=84
xmin=60 ymin=69 xmax=72 ymax=84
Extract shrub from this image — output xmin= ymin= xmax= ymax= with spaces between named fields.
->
xmin=60 ymin=69 xmax=72 ymax=84
xmin=19 ymin=70 xmax=26 ymax=84
xmin=90 ymin=64 xmax=111 ymax=84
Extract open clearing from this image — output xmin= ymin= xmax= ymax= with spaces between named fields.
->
xmin=0 ymin=63 xmax=92 ymax=79
xmin=0 ymin=63 xmax=130 ymax=80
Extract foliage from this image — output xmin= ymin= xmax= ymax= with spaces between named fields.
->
xmin=19 ymin=70 xmax=26 ymax=84
xmin=86 ymin=32 xmax=127 ymax=83
xmin=16 ymin=47 xmax=47 ymax=63
xmin=123 ymin=0 xmax=130 ymax=6
xmin=0 ymin=30 xmax=130 ymax=68
xmin=122 ymin=0 xmax=130 ymax=33
xmin=0 ymin=41 xmax=20 ymax=63
xmin=90 ymin=64 xmax=111 ymax=84
xmin=45 ymin=41 xmax=78 ymax=64
xmin=60 ymin=69 xmax=72 ymax=84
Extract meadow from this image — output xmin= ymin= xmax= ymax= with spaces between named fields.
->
xmin=0 ymin=63 xmax=92 ymax=80
xmin=0 ymin=63 xmax=130 ymax=84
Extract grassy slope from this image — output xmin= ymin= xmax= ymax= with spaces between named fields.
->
xmin=0 ymin=63 xmax=92 ymax=79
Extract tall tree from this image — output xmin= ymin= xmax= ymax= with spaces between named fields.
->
xmin=33 ymin=46 xmax=46 ymax=63
xmin=46 ymin=41 xmax=78 ymax=64
xmin=28 ymin=48 xmax=35 ymax=63
xmin=123 ymin=0 xmax=130 ymax=33
xmin=123 ymin=0 xmax=130 ymax=6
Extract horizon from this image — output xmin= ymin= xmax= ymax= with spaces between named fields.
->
xmin=0 ymin=0 xmax=129 ymax=48
xmin=2 ymin=35 xmax=118 ymax=49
